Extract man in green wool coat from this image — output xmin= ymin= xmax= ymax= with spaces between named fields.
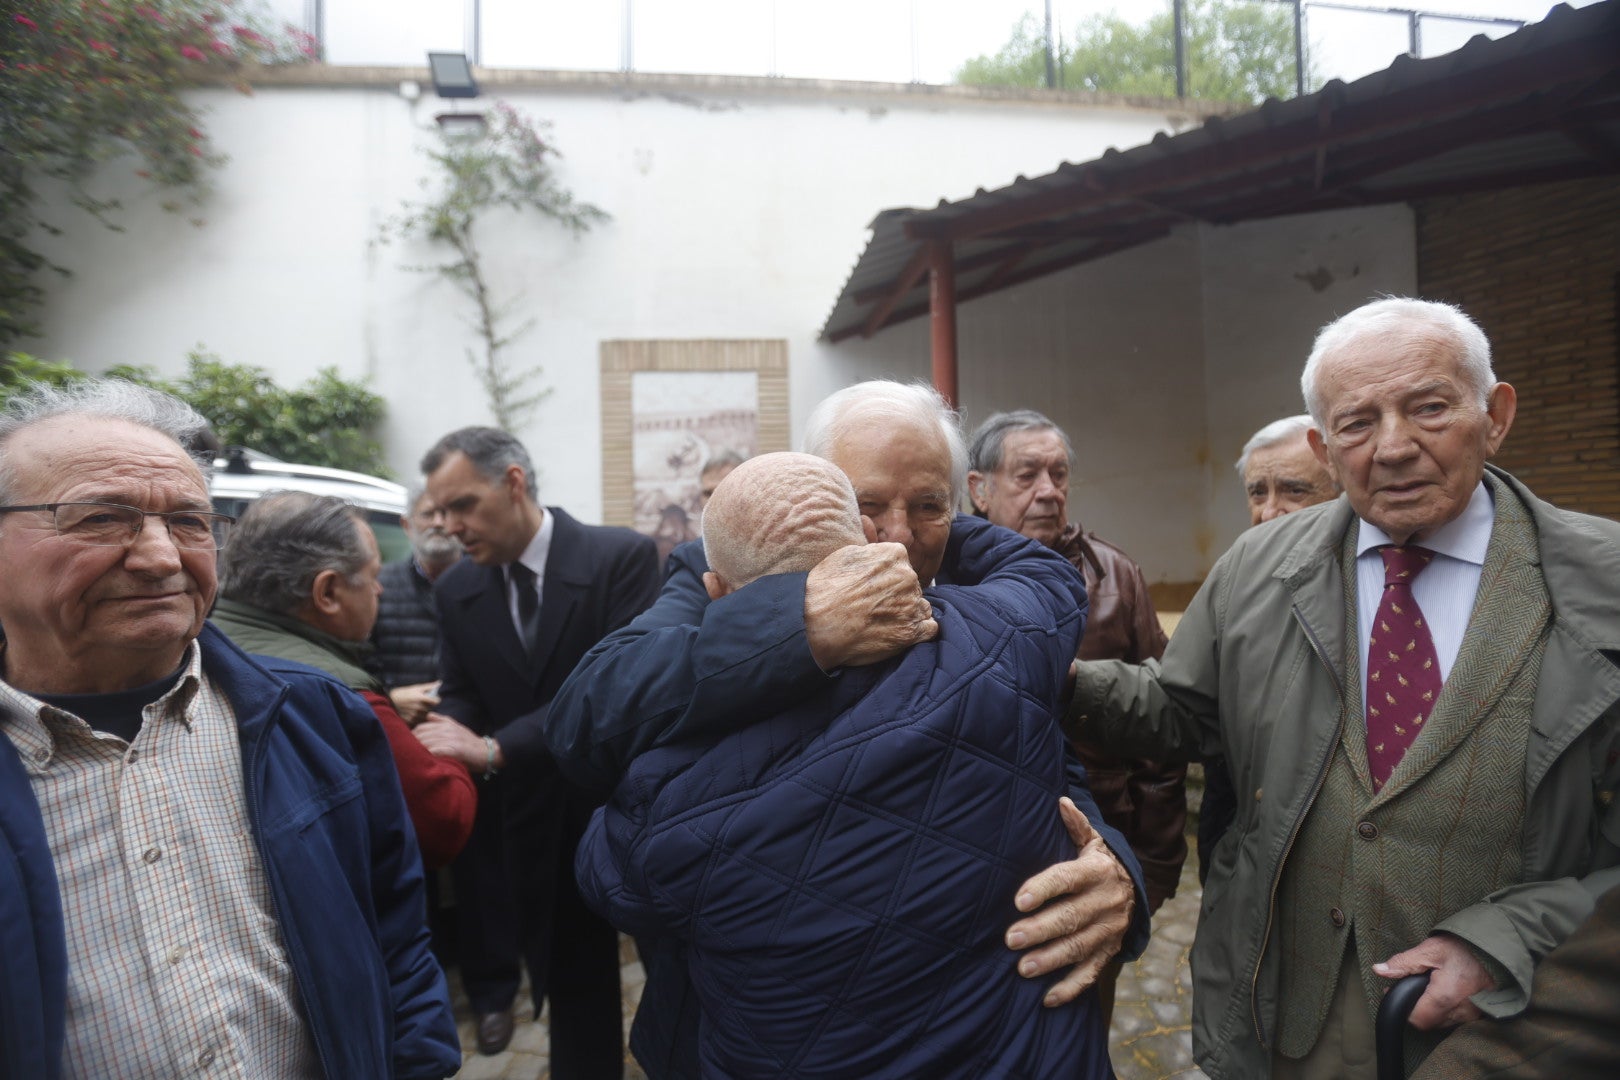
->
xmin=1068 ymin=297 xmax=1620 ymax=1080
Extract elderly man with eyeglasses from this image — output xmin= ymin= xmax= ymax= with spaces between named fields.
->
xmin=0 ymin=380 xmax=460 ymax=1080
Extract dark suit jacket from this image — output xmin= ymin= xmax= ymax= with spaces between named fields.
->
xmin=434 ymin=506 xmax=660 ymax=780
xmin=434 ymin=506 xmax=660 ymax=934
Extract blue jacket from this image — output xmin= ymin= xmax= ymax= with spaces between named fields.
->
xmin=550 ymin=515 xmax=1150 ymax=1077
xmin=577 ymin=522 xmax=1117 ymax=1078
xmin=0 ymin=624 xmax=461 ymax=1080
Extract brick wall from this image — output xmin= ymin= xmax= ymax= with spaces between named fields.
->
xmin=1416 ymin=177 xmax=1620 ymax=520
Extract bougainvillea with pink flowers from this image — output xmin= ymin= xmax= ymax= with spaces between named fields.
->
xmin=1 ymin=1 xmax=317 ymax=348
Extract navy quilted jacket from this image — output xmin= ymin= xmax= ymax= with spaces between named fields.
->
xmin=578 ymin=525 xmax=1114 ymax=1078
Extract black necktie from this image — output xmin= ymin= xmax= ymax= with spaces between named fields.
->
xmin=510 ymin=562 xmax=541 ymax=660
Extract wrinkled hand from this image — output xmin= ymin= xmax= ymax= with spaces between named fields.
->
xmin=1005 ymin=797 xmax=1134 ymax=1007
xmin=1374 ymin=934 xmax=1496 ymax=1030
xmin=413 ymin=713 xmax=493 ymax=769
xmin=388 ymin=681 xmax=441 ymax=726
xmin=804 ymin=541 xmax=937 ymax=670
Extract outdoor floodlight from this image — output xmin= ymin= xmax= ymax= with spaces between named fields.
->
xmin=435 ymin=111 xmax=489 ymax=138
xmin=427 ymin=51 xmax=479 ymax=99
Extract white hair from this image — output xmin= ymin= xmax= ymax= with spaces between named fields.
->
xmin=801 ymin=380 xmax=967 ymax=506
xmin=1235 ymin=414 xmax=1315 ymax=477
xmin=1300 ymin=297 xmax=1494 ymax=426
xmin=702 ymin=452 xmax=864 ymax=589
xmin=0 ymin=378 xmax=213 ymax=502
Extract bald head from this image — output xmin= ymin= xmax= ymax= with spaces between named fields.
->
xmin=702 ymin=452 xmax=865 ymax=595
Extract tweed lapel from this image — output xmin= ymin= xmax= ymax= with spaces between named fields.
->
xmin=1375 ymin=476 xmax=1549 ymax=804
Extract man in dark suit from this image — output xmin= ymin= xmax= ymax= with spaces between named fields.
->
xmin=413 ymin=426 xmax=659 ymax=1075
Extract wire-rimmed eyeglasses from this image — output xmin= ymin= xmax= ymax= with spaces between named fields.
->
xmin=0 ymin=502 xmax=236 ymax=550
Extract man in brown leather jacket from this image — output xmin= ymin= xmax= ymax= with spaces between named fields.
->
xmin=967 ymin=410 xmax=1184 ymax=1019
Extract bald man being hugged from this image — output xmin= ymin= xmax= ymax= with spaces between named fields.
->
xmin=577 ymin=452 xmax=1118 ymax=1079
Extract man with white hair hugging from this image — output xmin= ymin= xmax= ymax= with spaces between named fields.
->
xmin=577 ymin=451 xmax=1117 ymax=1079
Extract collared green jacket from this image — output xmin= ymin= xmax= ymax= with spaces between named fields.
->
xmin=1070 ymin=466 xmax=1620 ymax=1080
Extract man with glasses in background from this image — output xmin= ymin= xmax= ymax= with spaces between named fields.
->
xmin=0 ymin=380 xmax=459 ymax=1079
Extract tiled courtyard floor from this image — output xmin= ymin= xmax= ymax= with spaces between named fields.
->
xmin=1107 ymin=843 xmax=1210 ymax=1080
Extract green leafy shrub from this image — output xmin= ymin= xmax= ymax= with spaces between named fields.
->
xmin=1 ymin=348 xmax=390 ymax=476
xmin=957 ymin=1 xmax=1310 ymax=104
xmin=0 ymin=352 xmax=86 ymax=402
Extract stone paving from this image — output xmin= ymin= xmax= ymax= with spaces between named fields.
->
xmin=1106 ymin=830 xmax=1210 ymax=1080
xmin=448 ymin=774 xmax=1211 ymax=1080
xmin=444 ymin=941 xmax=650 ymax=1080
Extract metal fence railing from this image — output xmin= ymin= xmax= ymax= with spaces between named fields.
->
xmin=261 ymin=0 xmax=1558 ymax=98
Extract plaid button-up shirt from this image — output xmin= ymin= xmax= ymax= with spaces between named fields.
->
xmin=0 ymin=641 xmax=322 ymax=1078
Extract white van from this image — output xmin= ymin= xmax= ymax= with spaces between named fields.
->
xmin=209 ymin=449 xmax=411 ymax=562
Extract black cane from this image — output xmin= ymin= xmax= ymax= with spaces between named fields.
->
xmin=1375 ymin=971 xmax=1431 ymax=1080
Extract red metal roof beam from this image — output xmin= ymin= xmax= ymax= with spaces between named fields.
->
xmin=860 ymin=243 xmax=934 ymax=339
xmin=853 ymin=226 xmax=1173 ymax=341
xmin=928 ymin=240 xmax=958 ymax=409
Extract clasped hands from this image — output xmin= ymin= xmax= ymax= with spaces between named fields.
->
xmin=413 ymin=712 xmax=498 ymax=770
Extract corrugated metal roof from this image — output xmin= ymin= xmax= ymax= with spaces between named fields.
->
xmin=821 ymin=1 xmax=1620 ymax=342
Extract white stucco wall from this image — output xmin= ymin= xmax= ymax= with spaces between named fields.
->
xmin=27 ymin=70 xmax=1418 ymax=584
xmin=29 ymin=71 xmax=1204 ymax=523
xmin=944 ymin=232 xmax=1210 ymax=586
xmin=836 ymin=207 xmax=1417 ymax=586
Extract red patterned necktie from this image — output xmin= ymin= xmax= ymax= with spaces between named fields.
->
xmin=1365 ymin=545 xmax=1442 ymax=791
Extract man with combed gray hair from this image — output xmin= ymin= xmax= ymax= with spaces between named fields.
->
xmin=416 ymin=424 xmax=660 ymax=1068
xmin=1237 ymin=414 xmax=1339 ymax=527
xmin=579 ymin=450 xmax=1117 ymax=1078
xmin=1068 ymin=296 xmax=1620 ymax=1079
xmin=803 ymin=378 xmax=971 ymax=541
xmin=551 ymin=379 xmax=1147 ymax=1079
xmin=211 ymin=490 xmax=476 ymax=870
xmin=697 ymin=449 xmax=747 ymax=509
xmin=0 ymin=380 xmax=459 ymax=1079
xmin=1199 ymin=415 xmax=1341 ymax=886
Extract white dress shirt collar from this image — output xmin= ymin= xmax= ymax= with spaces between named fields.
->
xmin=1354 ymin=480 xmax=1496 ymax=686
xmin=512 ymin=506 xmax=555 ymax=584
xmin=506 ymin=508 xmax=554 ymax=634
xmin=1355 ymin=480 xmax=1494 ymax=565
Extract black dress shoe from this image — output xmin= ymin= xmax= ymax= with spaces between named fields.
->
xmin=475 ymin=1009 xmax=514 ymax=1055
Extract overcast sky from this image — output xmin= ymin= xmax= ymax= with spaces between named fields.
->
xmin=264 ymin=0 xmax=1600 ymax=88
